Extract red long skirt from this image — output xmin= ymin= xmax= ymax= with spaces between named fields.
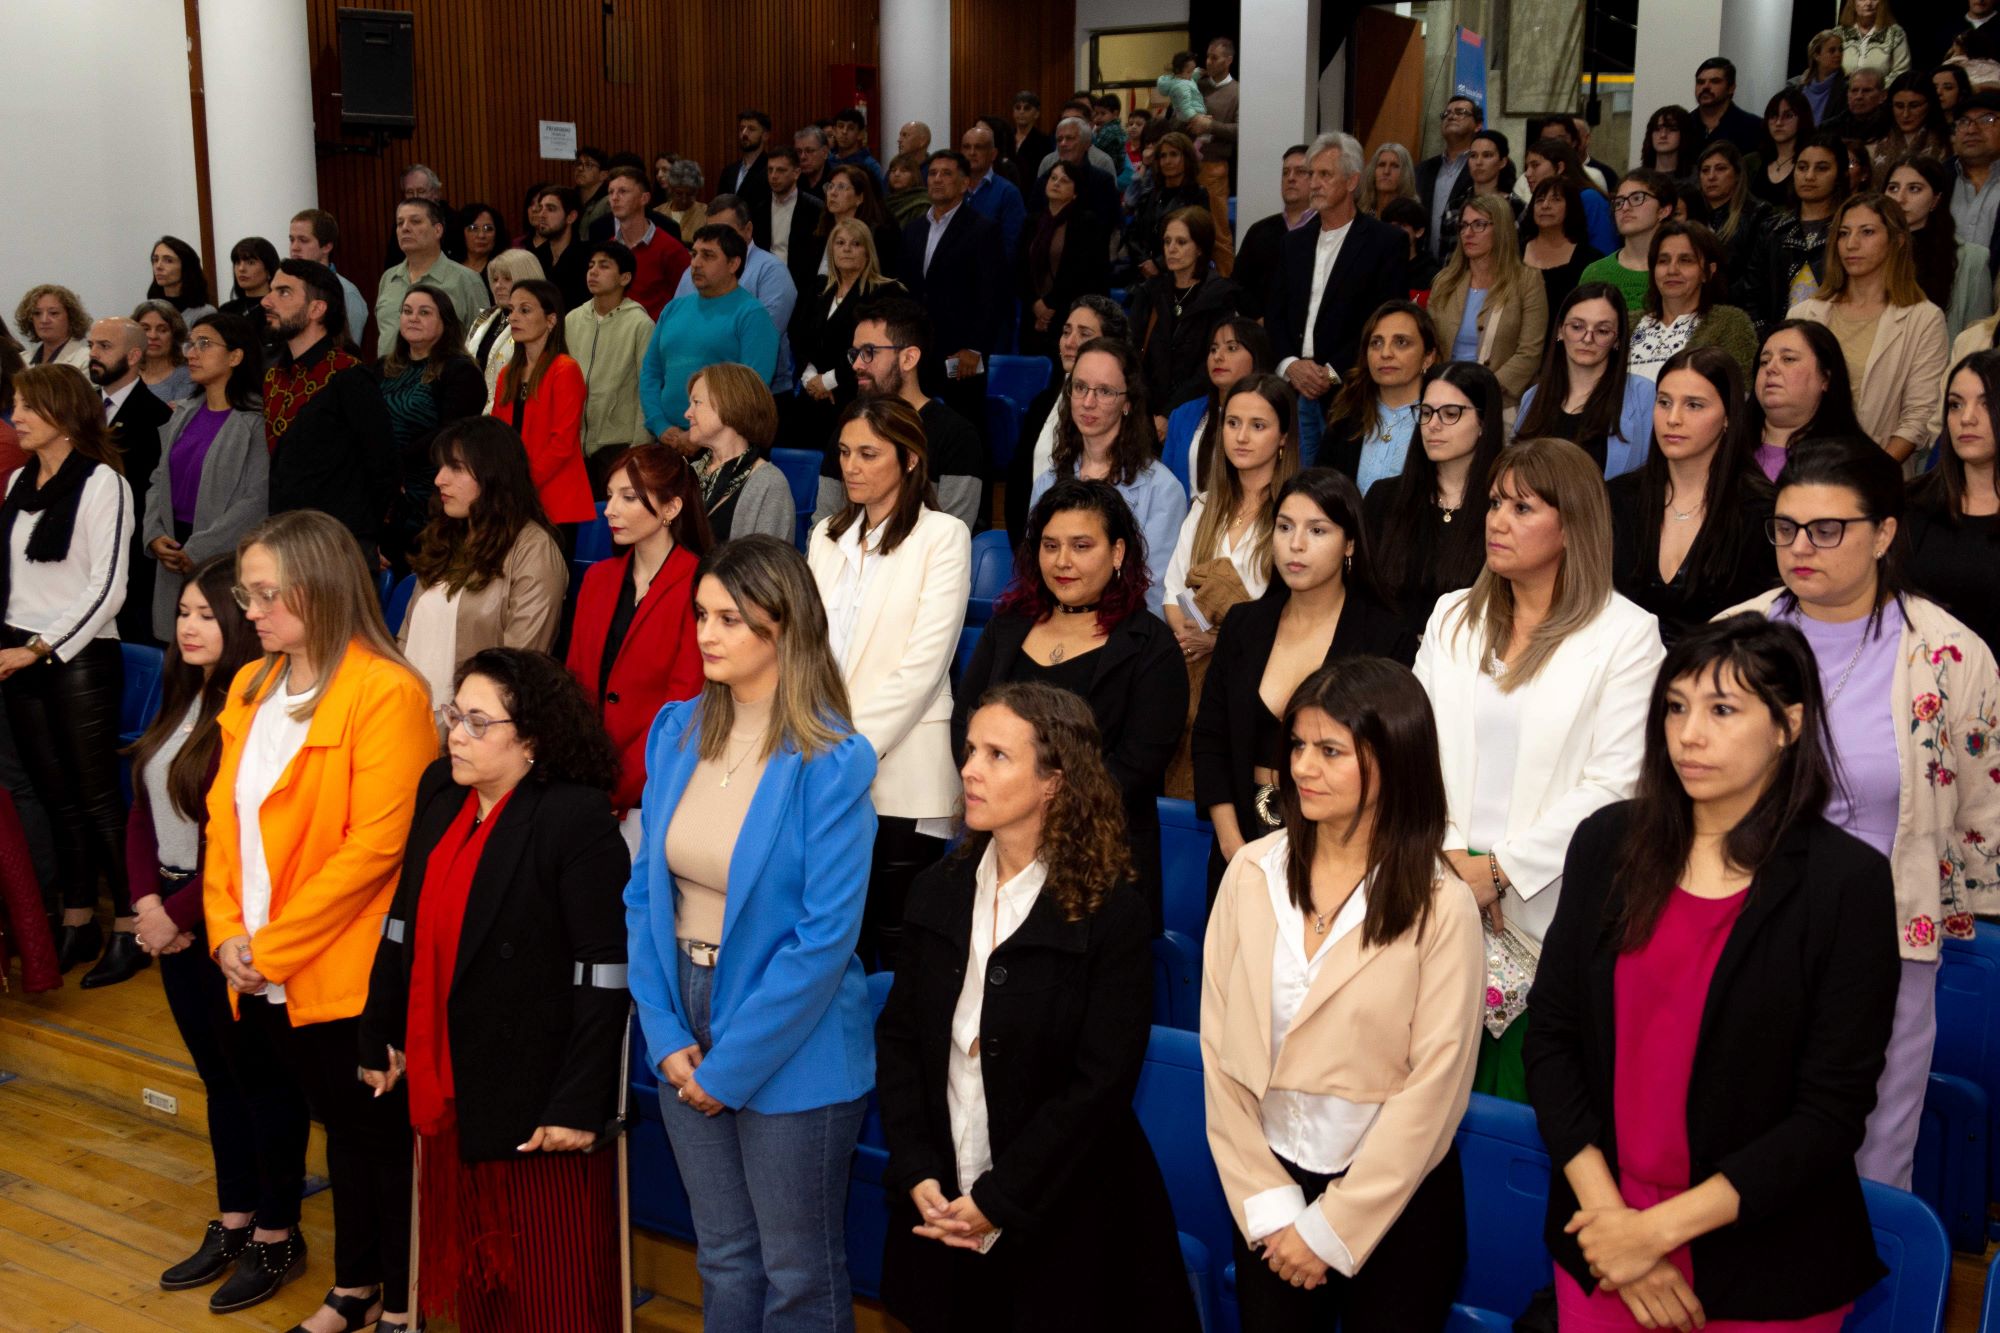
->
xmin=416 ymin=1119 xmax=621 ymax=1331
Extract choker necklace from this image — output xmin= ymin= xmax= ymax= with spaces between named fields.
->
xmin=1056 ymin=601 xmax=1101 ymax=615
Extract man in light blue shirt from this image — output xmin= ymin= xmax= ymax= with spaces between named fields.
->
xmin=960 ymin=123 xmax=1027 ymax=265
xmin=1950 ymin=97 xmax=2000 ymax=260
xmin=671 ymin=196 xmax=798 ymax=392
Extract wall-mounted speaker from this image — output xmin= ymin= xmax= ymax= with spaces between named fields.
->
xmin=337 ymin=8 xmax=415 ymax=132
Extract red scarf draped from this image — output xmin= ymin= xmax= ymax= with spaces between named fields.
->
xmin=406 ymin=788 xmax=511 ymax=1136
xmin=260 ymin=345 xmax=361 ymax=453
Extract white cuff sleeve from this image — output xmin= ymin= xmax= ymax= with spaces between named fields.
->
xmin=819 ymin=368 xmax=839 ymax=392
xmin=1293 ymin=1194 xmax=1359 ymax=1276
xmin=1241 ymin=1183 xmax=1308 ymax=1243
xmin=1277 ymin=356 xmax=1299 ymax=376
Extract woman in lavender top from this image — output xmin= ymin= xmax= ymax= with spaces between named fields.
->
xmin=1727 ymin=435 xmax=2000 ymax=1190
xmin=141 ymin=312 xmax=268 ymax=641
xmin=1745 ymin=321 xmax=1864 ymax=483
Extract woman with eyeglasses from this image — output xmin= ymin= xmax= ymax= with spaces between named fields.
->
xmin=1515 ymin=285 xmax=1654 ymax=480
xmin=143 ymin=313 xmax=269 ymax=645
xmin=1009 ymin=297 xmax=1130 ymax=543
xmin=203 ymin=509 xmax=437 ymax=1328
xmin=1427 ymin=195 xmax=1547 ymax=408
xmin=454 ymin=203 xmax=506 ymax=294
xmin=1728 ymin=436 xmax=2000 ymax=1189
xmin=360 ymin=648 xmax=630 ymax=1331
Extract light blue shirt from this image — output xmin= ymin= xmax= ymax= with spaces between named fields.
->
xmin=1028 ymin=461 xmax=1189 ymax=617
xmin=672 ymin=242 xmax=798 ymax=391
xmin=1451 ymin=288 xmax=1488 ymax=362
xmin=1356 ymin=402 xmax=1420 ymax=496
xmin=1953 ymin=162 xmax=2000 ymax=254
xmin=924 ymin=201 xmax=964 ymax=274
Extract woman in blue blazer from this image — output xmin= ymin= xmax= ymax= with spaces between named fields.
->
xmin=624 ymin=534 xmax=880 ymax=1332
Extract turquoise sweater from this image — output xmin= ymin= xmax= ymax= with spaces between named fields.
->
xmin=638 ymin=285 xmax=779 ymax=437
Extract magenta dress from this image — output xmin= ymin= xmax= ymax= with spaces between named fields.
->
xmin=1555 ymin=887 xmax=1852 ymax=1331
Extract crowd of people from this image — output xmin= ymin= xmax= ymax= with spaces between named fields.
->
xmin=2 ymin=17 xmax=2000 ymax=1333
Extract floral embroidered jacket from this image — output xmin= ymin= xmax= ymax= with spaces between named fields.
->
xmin=1734 ymin=589 xmax=2000 ymax=959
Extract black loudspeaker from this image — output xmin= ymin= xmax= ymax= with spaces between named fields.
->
xmin=337 ymin=8 xmax=415 ymax=132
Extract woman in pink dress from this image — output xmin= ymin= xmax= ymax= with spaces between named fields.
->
xmin=1524 ymin=613 xmax=1899 ymax=1331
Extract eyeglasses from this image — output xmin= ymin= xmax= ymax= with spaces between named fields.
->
xmin=1459 ymin=217 xmax=1493 ymax=235
xmin=230 ymin=584 xmax=283 ymax=611
xmin=846 ymin=343 xmax=909 ymax=364
xmin=1417 ymin=403 xmax=1474 ymax=426
xmin=437 ymin=703 xmax=517 ymax=740
xmin=1611 ymin=191 xmax=1658 ymax=212
xmin=465 ymin=223 xmax=497 ymax=233
xmin=1069 ymin=382 xmax=1128 ymax=402
xmin=1561 ymin=320 xmax=1618 ymax=344
xmin=1959 ymin=113 xmax=2000 ymax=129
xmin=1764 ymin=515 xmax=1872 ymax=548
xmin=183 ymin=337 xmax=223 ymax=355
xmin=1441 ymin=108 xmax=1476 ymax=120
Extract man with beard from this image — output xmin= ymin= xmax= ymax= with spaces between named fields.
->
xmin=86 ymin=316 xmax=169 ymax=644
xmin=1687 ymin=57 xmax=1765 ymax=157
xmin=809 ymin=296 xmax=984 ymax=531
xmin=718 ymin=109 xmax=773 ymax=212
xmin=260 ymin=260 xmax=396 ymax=565
xmin=527 ymin=185 xmax=591 ymax=310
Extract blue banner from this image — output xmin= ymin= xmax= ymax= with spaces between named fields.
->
xmin=1454 ymin=26 xmax=1488 ymax=112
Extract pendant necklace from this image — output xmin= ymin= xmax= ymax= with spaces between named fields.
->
xmin=719 ymin=733 xmax=760 ymax=788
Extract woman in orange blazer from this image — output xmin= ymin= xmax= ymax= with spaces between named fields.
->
xmin=488 ymin=279 xmax=597 ymax=546
xmin=565 ymin=443 xmax=712 ymax=824
xmin=202 ymin=510 xmax=436 ymax=1332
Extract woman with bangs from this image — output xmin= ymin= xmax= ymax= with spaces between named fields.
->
xmin=378 ymin=283 xmax=485 ymax=565
xmin=1520 ymin=173 xmax=1603 ymax=338
xmin=1414 ymin=436 xmax=1666 ymax=1096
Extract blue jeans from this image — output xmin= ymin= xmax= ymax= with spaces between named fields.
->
xmin=659 ymin=947 xmax=866 ymax=1332
xmin=1295 ymin=387 xmax=1326 ymax=468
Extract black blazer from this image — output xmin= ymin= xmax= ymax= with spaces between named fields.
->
xmin=875 ymin=854 xmax=1199 ymax=1333
xmin=754 ymin=191 xmax=828 ymax=298
xmin=111 ymin=384 xmax=172 ymax=644
xmin=1607 ymin=472 xmax=1778 ymax=646
xmin=717 ymin=152 xmax=771 ymax=211
xmin=951 ymin=608 xmax=1187 ymax=925
xmin=1016 ymin=206 xmax=1112 ymax=323
xmin=359 ymin=761 xmax=633 ymax=1161
xmin=1267 ymin=212 xmax=1411 ymax=382
xmin=902 ymin=205 xmax=1009 ymax=360
xmin=1523 ymin=804 xmax=1898 ymax=1320
xmin=1127 ymin=272 xmax=1246 ymax=413
xmin=1191 ymin=590 xmax=1416 ymax=873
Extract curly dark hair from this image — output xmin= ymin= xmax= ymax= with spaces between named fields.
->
xmin=453 ymin=648 xmax=618 ymax=790
xmin=953 ymin=682 xmax=1132 ymax=921
xmin=408 ymin=417 xmax=557 ymax=595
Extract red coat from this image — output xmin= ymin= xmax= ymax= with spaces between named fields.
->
xmin=489 ymin=354 xmax=597 ymax=524
xmin=565 ymin=545 xmax=704 ymax=812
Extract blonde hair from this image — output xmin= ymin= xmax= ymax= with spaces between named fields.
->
xmin=485 ymin=248 xmax=546 ymax=289
xmin=1817 ymin=193 xmax=1928 ymax=308
xmin=1448 ymin=437 xmax=1614 ymax=692
xmin=1431 ymin=193 xmax=1530 ymax=321
xmin=687 ymin=535 xmax=852 ymax=762
xmin=821 ymin=218 xmax=890 ymax=295
xmin=14 ymin=284 xmax=90 ymax=344
xmin=236 ymin=511 xmax=419 ymax=719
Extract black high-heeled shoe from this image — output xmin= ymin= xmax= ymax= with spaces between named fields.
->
xmin=80 ymin=931 xmax=151 ymax=989
xmin=159 ymin=1219 xmax=250 ymax=1289
xmin=280 ymin=1286 xmax=382 ymax=1333
xmin=207 ymin=1227 xmax=306 ymax=1312
xmin=54 ymin=919 xmax=101 ymax=971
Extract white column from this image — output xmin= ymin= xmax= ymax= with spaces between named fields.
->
xmin=882 ymin=0 xmax=951 ymax=152
xmin=1629 ymin=0 xmax=1724 ymax=162
xmin=199 ymin=0 xmax=317 ymax=254
xmin=1719 ymin=0 xmax=1791 ymax=120
xmin=1238 ymin=0 xmax=1318 ymax=244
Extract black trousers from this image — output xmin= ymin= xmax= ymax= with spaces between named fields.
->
xmin=241 ymin=996 xmax=413 ymax=1312
xmin=1232 ymin=1146 xmax=1465 ymax=1332
xmin=159 ymin=912 xmax=311 ymax=1226
xmin=862 ymin=815 xmax=946 ymax=973
xmin=2 ymin=637 xmax=128 ymax=915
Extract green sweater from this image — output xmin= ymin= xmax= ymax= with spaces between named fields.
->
xmin=564 ymin=298 xmax=656 ymax=453
xmin=1579 ymin=252 xmax=1651 ymax=313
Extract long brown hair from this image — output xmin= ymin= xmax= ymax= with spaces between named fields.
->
xmin=824 ymin=395 xmax=938 ymax=555
xmin=495 ymin=279 xmax=568 ymax=404
xmin=127 ymin=556 xmax=262 ymax=821
xmin=10 ymin=365 xmax=123 ymax=473
xmin=1817 ymin=193 xmax=1927 ymax=307
xmin=407 ymin=417 xmax=559 ymax=595
xmin=1278 ymin=657 xmax=1448 ymax=948
xmin=1052 ymin=337 xmax=1158 ymax=487
xmin=953 ymin=683 xmax=1133 ymax=921
xmin=1190 ymin=374 xmax=1297 ymax=582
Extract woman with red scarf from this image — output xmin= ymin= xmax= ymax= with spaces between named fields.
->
xmin=359 ymin=647 xmax=631 ymax=1328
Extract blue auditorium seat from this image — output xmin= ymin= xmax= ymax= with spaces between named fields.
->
xmin=117 ymin=643 xmax=165 ymax=746
xmin=1981 ymin=1246 xmax=2000 ymax=1331
xmin=1133 ymin=1026 xmax=1236 ymax=1329
xmin=1156 ymin=798 xmax=1213 ymax=944
xmin=987 ymin=353 xmax=1052 ymax=406
xmin=1913 ymin=1072 xmax=1987 ymax=1251
xmin=1150 ymin=933 xmax=1200 ymax=1031
xmin=984 ymin=395 xmax=1022 ymax=474
xmin=1453 ymin=1092 xmax=1554 ymax=1324
xmin=953 ymin=624 xmax=982 ymax=687
xmin=965 ymin=529 xmax=1015 ymax=625
xmin=1934 ymin=924 xmax=2000 ymax=1236
xmin=374 ymin=566 xmax=396 ymax=611
xmin=1847 ymin=1180 xmax=1952 ymax=1332
xmin=769 ymin=447 xmax=823 ymax=550
xmin=385 ymin=573 xmax=417 ymax=636
xmin=573 ymin=502 xmax=615 ymax=561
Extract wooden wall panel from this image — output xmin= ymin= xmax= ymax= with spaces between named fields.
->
xmin=306 ymin=0 xmax=880 ymax=298
xmin=950 ymin=0 xmax=1078 ymax=155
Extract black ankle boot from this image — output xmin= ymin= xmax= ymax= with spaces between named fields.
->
xmin=55 ymin=919 xmax=101 ymax=971
xmin=159 ymin=1219 xmax=250 ymax=1289
xmin=208 ymin=1227 xmax=306 ymax=1312
xmin=282 ymin=1285 xmax=383 ymax=1333
xmin=80 ymin=931 xmax=151 ymax=989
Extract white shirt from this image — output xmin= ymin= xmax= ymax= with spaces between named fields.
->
xmin=101 ymin=376 xmax=140 ymax=420
xmin=924 ymin=201 xmax=964 ymax=274
xmin=1 ymin=464 xmax=131 ymax=660
xmin=1029 ymin=397 xmax=1062 ymax=482
xmin=1299 ymin=220 xmax=1352 ymax=363
xmin=770 ymin=190 xmax=799 ymax=261
xmin=235 ymin=679 xmax=315 ymax=1004
xmin=946 ymin=844 xmax=1047 ymax=1213
xmin=1240 ymin=835 xmax=1375 ymax=1275
xmin=1164 ymin=493 xmax=1271 ymax=608
xmin=1466 ymin=665 xmax=1522 ymax=855
xmin=404 ymin=580 xmax=462 ymax=709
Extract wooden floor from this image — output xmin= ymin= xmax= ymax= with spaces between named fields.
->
xmin=0 ymin=961 xmax=1985 ymax=1331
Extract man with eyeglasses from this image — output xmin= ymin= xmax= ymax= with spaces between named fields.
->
xmin=1418 ymin=96 xmax=1483 ymax=261
xmin=1950 ymin=93 xmax=2000 ymax=270
xmin=1581 ymin=168 xmax=1680 ymax=313
xmin=639 ymin=224 xmax=779 ymax=455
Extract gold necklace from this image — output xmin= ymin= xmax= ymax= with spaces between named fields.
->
xmin=718 ymin=732 xmax=761 ymax=788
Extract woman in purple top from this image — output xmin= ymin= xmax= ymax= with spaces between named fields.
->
xmin=1744 ymin=321 xmax=1864 ymax=483
xmin=141 ymin=312 xmax=268 ymax=642
xmin=1527 ymin=615 xmax=1898 ymax=1332
xmin=1728 ymin=435 xmax=2000 ymax=1189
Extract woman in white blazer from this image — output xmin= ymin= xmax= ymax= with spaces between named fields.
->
xmin=809 ymin=396 xmax=971 ymax=971
xmin=1413 ymin=435 xmax=1665 ymax=1098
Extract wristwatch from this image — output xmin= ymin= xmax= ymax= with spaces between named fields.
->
xmin=24 ymin=635 xmax=52 ymax=661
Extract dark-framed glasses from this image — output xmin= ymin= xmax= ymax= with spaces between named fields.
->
xmin=1764 ymin=515 xmax=1870 ymax=548
xmin=1416 ymin=403 xmax=1473 ymax=426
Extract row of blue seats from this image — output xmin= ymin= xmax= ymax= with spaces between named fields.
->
xmin=624 ymin=979 xmax=1958 ymax=1332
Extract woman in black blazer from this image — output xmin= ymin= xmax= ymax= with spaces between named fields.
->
xmin=1017 ymin=164 xmax=1112 ymax=362
xmin=1193 ymin=469 xmax=1417 ymax=894
xmin=359 ymin=648 xmax=631 ymax=1331
xmin=952 ymin=480 xmax=1187 ymax=927
xmin=1127 ymin=206 xmax=1245 ymax=420
xmin=878 ymin=682 xmax=1198 ymax=1333
xmin=1524 ymin=616 xmax=1898 ymax=1331
xmin=790 ymin=220 xmax=906 ymax=453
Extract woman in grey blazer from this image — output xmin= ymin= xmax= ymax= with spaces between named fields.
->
xmin=143 ymin=312 xmax=268 ymax=640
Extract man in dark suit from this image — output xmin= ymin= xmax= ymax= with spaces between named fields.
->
xmin=1232 ymin=143 xmax=1316 ymax=319
xmin=901 ymin=150 xmax=1007 ymax=454
xmin=1009 ymin=92 xmax=1055 ymax=182
xmin=754 ymin=146 xmax=827 ymax=299
xmin=1686 ymin=58 xmax=1766 ymax=158
xmin=1268 ymin=132 xmax=1411 ymax=469
xmin=717 ymin=109 xmax=773 ymax=213
xmin=85 ymin=317 xmax=171 ymax=646
xmin=1417 ymin=95 xmax=1483 ymax=261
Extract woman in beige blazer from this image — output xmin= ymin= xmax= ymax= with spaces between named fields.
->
xmin=807 ymin=396 xmax=971 ymax=970
xmin=1426 ymin=193 xmax=1549 ymax=407
xmin=1788 ymin=192 xmax=1949 ymax=469
xmin=397 ymin=418 xmax=568 ymax=710
xmin=1201 ymin=656 xmax=1482 ymax=1329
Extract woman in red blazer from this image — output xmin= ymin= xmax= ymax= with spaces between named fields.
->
xmin=565 ymin=443 xmax=714 ymax=816
xmin=488 ymin=279 xmax=597 ymax=540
